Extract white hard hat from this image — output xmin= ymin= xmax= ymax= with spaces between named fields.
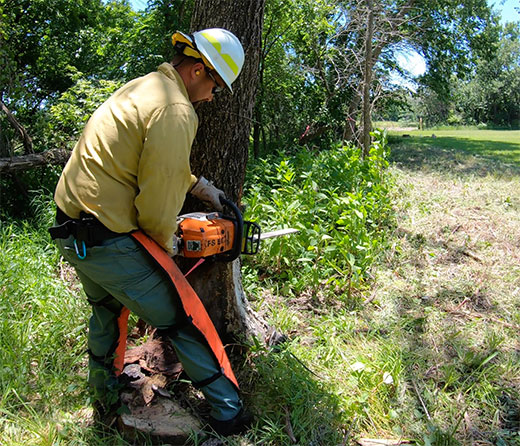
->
xmin=172 ymin=28 xmax=245 ymax=93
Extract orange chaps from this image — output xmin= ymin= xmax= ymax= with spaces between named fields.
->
xmin=112 ymin=230 xmax=239 ymax=390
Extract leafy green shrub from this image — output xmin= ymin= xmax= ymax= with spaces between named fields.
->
xmin=242 ymin=129 xmax=393 ymax=302
xmin=0 ymin=71 xmax=122 ymax=219
xmin=38 ymin=69 xmax=123 ymax=151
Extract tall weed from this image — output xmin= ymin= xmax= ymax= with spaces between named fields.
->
xmin=243 ymin=129 xmax=393 ymax=302
xmin=0 ymin=195 xmax=91 ymax=443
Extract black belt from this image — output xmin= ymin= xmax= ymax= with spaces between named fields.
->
xmin=49 ymin=207 xmax=123 ymax=249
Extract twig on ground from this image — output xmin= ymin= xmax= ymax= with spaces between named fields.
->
xmin=342 ymin=416 xmax=358 ymax=446
xmin=289 ymin=352 xmax=324 ymax=379
xmin=411 ymin=379 xmax=431 ymax=421
xmin=284 ymin=407 xmax=298 ymax=444
xmin=447 ymin=309 xmax=520 ymax=330
xmin=459 ymin=249 xmax=483 ymax=263
xmin=357 ymin=438 xmax=411 ymax=445
xmin=454 ymin=297 xmax=471 ymax=311
xmin=449 ymin=224 xmax=463 ymax=238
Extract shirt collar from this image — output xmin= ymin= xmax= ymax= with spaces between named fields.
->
xmin=157 ymin=62 xmax=190 ymax=101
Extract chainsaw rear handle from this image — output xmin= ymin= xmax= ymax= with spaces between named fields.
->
xmin=218 ymin=197 xmax=243 ymax=262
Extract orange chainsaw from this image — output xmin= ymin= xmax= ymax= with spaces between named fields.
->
xmin=113 ymin=198 xmax=298 ymax=377
xmin=176 ymin=197 xmax=298 ymax=261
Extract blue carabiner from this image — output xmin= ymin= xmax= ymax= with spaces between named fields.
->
xmin=74 ymin=239 xmax=87 ymax=260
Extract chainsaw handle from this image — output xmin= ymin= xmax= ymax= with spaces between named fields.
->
xmin=218 ymin=197 xmax=243 ymax=262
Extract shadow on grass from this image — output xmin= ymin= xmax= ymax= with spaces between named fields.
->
xmin=389 ymin=135 xmax=520 ymax=177
xmin=245 ymin=345 xmax=347 ymax=445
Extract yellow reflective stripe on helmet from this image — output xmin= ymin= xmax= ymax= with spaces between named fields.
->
xmin=200 ymin=31 xmax=239 ymax=75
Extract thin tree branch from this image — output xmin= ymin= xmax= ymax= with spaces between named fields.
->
xmin=0 ymin=99 xmax=34 ymax=155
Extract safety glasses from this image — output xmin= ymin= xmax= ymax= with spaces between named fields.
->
xmin=206 ymin=69 xmax=224 ymax=94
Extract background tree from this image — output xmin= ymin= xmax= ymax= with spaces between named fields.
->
xmin=0 ymin=0 xmax=137 ymax=215
xmin=253 ymin=0 xmax=499 ymax=152
xmin=455 ymin=22 xmax=520 ymax=127
xmin=253 ymin=0 xmax=338 ymax=155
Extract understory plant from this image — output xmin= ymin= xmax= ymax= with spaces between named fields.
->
xmin=243 ymin=129 xmax=393 ymax=303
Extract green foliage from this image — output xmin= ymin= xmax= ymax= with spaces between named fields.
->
xmin=254 ymin=0 xmax=337 ymax=152
xmin=414 ymin=0 xmax=500 ymax=98
xmin=0 ymin=0 xmax=194 ymax=219
xmin=409 ymin=22 xmax=519 ymax=129
xmin=455 ymin=22 xmax=520 ymax=128
xmin=0 ymin=0 xmax=134 ymax=102
xmin=0 ymin=167 xmax=62 ymax=218
xmin=119 ymin=0 xmax=193 ymax=80
xmin=243 ymin=129 xmax=393 ymax=301
xmin=0 ymin=0 xmax=192 ymax=157
xmin=39 ymin=72 xmax=123 ymax=150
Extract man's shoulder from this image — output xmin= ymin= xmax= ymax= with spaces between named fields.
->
xmin=121 ymin=69 xmax=193 ymax=117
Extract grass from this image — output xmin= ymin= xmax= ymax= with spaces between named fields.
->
xmin=387 ymin=128 xmax=520 ymax=167
xmin=1 ymin=127 xmax=520 ymax=445
xmin=371 ymin=128 xmax=520 ymax=444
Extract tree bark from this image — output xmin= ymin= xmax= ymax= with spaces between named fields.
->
xmin=362 ymin=0 xmax=374 ymax=157
xmin=181 ymin=0 xmax=267 ymax=343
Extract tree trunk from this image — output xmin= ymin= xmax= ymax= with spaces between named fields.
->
xmin=181 ymin=0 xmax=267 ymax=343
xmin=343 ymin=95 xmax=361 ymax=144
xmin=362 ymin=0 xmax=374 ymax=157
xmin=253 ymin=110 xmax=261 ymax=159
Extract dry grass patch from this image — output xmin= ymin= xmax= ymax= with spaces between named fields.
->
xmin=365 ymin=145 xmax=520 ymax=444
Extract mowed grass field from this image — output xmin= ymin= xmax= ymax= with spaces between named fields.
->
xmin=371 ymin=126 xmax=520 ymax=445
xmin=387 ymin=127 xmax=520 ymax=166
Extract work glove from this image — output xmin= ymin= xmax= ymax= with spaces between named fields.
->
xmin=190 ymin=176 xmax=225 ymax=211
xmin=171 ymin=234 xmax=182 ymax=257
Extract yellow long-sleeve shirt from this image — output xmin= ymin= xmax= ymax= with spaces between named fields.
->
xmin=55 ymin=63 xmax=198 ymax=254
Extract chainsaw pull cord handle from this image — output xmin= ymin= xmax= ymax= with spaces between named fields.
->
xmin=218 ymin=197 xmax=243 ymax=262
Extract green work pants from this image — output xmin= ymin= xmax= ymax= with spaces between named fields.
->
xmin=55 ymin=232 xmax=241 ymax=421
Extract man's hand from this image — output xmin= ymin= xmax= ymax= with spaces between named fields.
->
xmin=171 ymin=234 xmax=182 ymax=256
xmin=190 ymin=176 xmax=225 ymax=211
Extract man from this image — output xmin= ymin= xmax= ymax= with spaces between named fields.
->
xmin=50 ymin=28 xmax=251 ymax=436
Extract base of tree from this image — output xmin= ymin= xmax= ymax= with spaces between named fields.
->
xmin=118 ymin=396 xmax=202 ymax=444
xmin=117 ymin=336 xmax=205 ymax=443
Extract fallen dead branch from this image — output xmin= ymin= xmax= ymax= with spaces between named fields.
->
xmin=458 ymin=249 xmax=483 ymax=263
xmin=411 ymin=379 xmax=431 ymax=421
xmin=0 ymin=148 xmax=70 ymax=172
xmin=357 ymin=438 xmax=412 ymax=446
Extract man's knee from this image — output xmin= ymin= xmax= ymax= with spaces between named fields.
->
xmin=87 ymin=293 xmax=123 ymax=315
